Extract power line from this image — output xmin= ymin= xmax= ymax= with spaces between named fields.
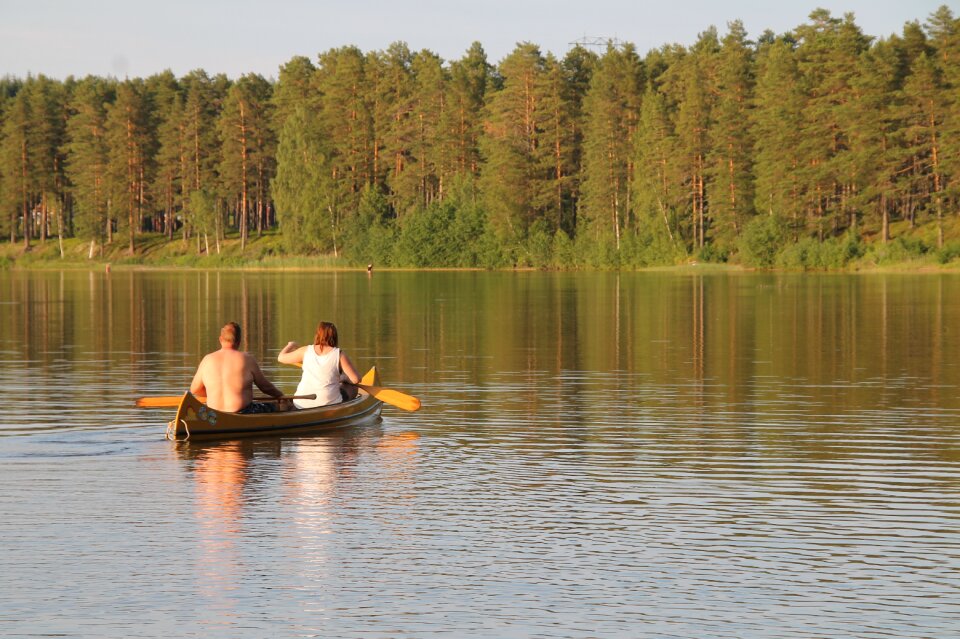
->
xmin=569 ymin=36 xmax=626 ymax=49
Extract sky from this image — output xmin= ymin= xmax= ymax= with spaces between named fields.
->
xmin=0 ymin=0 xmax=952 ymax=80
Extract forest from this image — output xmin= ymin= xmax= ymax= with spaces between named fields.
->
xmin=1 ymin=7 xmax=958 ymax=269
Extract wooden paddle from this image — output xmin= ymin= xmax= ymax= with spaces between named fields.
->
xmin=287 ymin=362 xmax=421 ymax=412
xmin=135 ymin=394 xmax=316 ymax=408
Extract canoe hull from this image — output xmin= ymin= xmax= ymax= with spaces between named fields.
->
xmin=167 ymin=367 xmax=383 ymax=441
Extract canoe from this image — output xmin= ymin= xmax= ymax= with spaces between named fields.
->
xmin=165 ymin=366 xmax=383 ymax=441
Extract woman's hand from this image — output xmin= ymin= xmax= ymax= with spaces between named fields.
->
xmin=278 ymin=341 xmax=304 ymax=364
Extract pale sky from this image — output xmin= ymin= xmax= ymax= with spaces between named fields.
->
xmin=0 ymin=0 xmax=951 ymax=80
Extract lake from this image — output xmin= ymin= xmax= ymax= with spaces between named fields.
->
xmin=1 ymin=269 xmax=958 ymax=638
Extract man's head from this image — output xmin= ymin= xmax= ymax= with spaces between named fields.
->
xmin=219 ymin=321 xmax=242 ymax=349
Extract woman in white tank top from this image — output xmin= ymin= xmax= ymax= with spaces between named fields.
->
xmin=277 ymin=321 xmax=361 ymax=409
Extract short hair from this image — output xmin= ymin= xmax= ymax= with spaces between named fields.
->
xmin=313 ymin=321 xmax=339 ymax=348
xmin=220 ymin=321 xmax=241 ymax=348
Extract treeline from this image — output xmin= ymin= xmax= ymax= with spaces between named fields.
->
xmin=1 ymin=7 xmax=959 ymax=268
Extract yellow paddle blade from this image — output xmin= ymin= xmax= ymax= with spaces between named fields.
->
xmin=357 ymin=384 xmax=421 ymax=412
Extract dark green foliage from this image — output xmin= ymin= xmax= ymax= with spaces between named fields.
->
xmin=738 ymin=215 xmax=786 ymax=267
xmin=776 ymin=232 xmax=864 ymax=269
xmin=935 ymin=241 xmax=960 ymax=263
xmin=1 ymin=8 xmax=959 ymax=270
xmin=862 ymin=235 xmax=931 ymax=265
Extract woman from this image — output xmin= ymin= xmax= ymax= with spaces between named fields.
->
xmin=278 ymin=321 xmax=361 ymax=409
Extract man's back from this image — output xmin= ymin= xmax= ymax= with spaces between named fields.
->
xmin=191 ymin=322 xmax=283 ymax=413
xmin=195 ymin=349 xmax=254 ymax=412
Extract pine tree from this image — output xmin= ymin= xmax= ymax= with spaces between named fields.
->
xmin=444 ymin=42 xmax=491 ymax=180
xmin=145 ymin=71 xmax=182 ymax=238
xmin=579 ymin=43 xmax=644 ymax=259
xmin=27 ymin=76 xmax=68 ymax=248
xmin=794 ymin=10 xmax=872 ymax=238
xmin=315 ymin=46 xmax=373 ymax=222
xmin=848 ymin=38 xmax=906 ymax=243
xmin=478 ymin=42 xmax=548 ymax=251
xmin=752 ymin=39 xmax=806 ymax=237
xmin=180 ymin=70 xmax=225 ymax=242
xmin=0 ymin=88 xmax=32 ymax=245
xmin=533 ymin=53 xmax=578 ymax=234
xmin=272 ymin=56 xmax=318 ymax=133
xmin=410 ymin=49 xmax=446 ymax=207
xmin=371 ymin=43 xmax=415 ymax=214
xmin=902 ymin=52 xmax=948 ymax=247
xmin=707 ymin=21 xmax=755 ymax=249
xmin=218 ymin=73 xmax=274 ymax=250
xmin=104 ymin=79 xmax=150 ymax=254
xmin=64 ymin=76 xmax=115 ymax=252
xmin=659 ymin=32 xmax=715 ymax=250
xmin=0 ymin=77 xmax=22 ymax=241
xmin=925 ymin=6 xmax=959 ymax=228
xmin=559 ymin=46 xmax=597 ymax=236
xmin=272 ymin=106 xmax=338 ymax=254
xmin=634 ymin=87 xmax=683 ymax=245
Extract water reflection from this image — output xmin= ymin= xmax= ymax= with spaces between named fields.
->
xmin=1 ymin=270 xmax=958 ymax=637
xmin=173 ymin=428 xmax=422 ymax=613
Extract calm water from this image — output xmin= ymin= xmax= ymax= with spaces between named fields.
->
xmin=1 ymin=269 xmax=958 ymax=638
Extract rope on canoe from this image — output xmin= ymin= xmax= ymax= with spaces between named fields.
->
xmin=165 ymin=418 xmax=190 ymax=442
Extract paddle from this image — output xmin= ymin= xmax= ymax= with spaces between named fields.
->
xmin=135 ymin=394 xmax=316 ymax=408
xmin=287 ymin=362 xmax=421 ymax=412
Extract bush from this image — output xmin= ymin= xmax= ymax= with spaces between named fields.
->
xmin=936 ymin=241 xmax=960 ymax=264
xmin=862 ymin=236 xmax=930 ymax=265
xmin=696 ymin=242 xmax=729 ymax=264
xmin=777 ymin=233 xmax=863 ymax=270
xmin=518 ymin=220 xmax=553 ymax=267
xmin=738 ymin=215 xmax=786 ymax=267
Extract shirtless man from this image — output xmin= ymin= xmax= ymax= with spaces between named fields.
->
xmin=190 ymin=321 xmax=284 ymax=413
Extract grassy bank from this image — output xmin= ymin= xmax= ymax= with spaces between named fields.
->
xmin=2 ymin=218 xmax=959 ymax=272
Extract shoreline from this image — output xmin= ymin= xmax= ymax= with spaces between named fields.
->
xmin=3 ymin=234 xmax=958 ymax=274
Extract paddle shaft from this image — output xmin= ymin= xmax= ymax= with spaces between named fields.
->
xmin=136 ymin=393 xmax=316 ymax=408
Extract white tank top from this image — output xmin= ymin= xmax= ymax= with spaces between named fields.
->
xmin=294 ymin=346 xmax=342 ymax=408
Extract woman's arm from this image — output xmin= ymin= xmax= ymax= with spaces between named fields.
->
xmin=339 ymin=352 xmax=361 ymax=384
xmin=278 ymin=342 xmax=307 ymax=365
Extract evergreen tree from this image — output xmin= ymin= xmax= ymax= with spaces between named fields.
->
xmin=0 ymin=88 xmax=32 ymax=245
xmin=315 ymin=46 xmax=373 ymax=222
xmin=272 ymin=56 xmax=318 ymax=133
xmin=707 ymin=21 xmax=755 ymax=250
xmin=180 ymin=70 xmax=225 ymax=242
xmin=218 ymin=73 xmax=274 ymax=250
xmin=794 ymin=10 xmax=872 ymax=238
xmin=901 ymin=52 xmax=948 ymax=247
xmin=64 ymin=76 xmax=115 ymax=252
xmin=146 ymin=71 xmax=182 ymax=238
xmin=559 ymin=46 xmax=597 ymax=236
xmin=410 ymin=49 xmax=446 ymax=207
xmin=272 ymin=106 xmax=339 ymax=254
xmin=925 ymin=6 xmax=959 ymax=224
xmin=444 ymin=42 xmax=491 ymax=179
xmin=660 ymin=32 xmax=716 ymax=250
xmin=848 ymin=38 xmax=906 ymax=243
xmin=579 ymin=43 xmax=644 ymax=259
xmin=479 ymin=43 xmax=548 ymax=252
xmin=104 ymin=79 xmax=150 ymax=253
xmin=633 ymin=87 xmax=683 ymax=247
xmin=752 ymin=39 xmax=806 ymax=237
